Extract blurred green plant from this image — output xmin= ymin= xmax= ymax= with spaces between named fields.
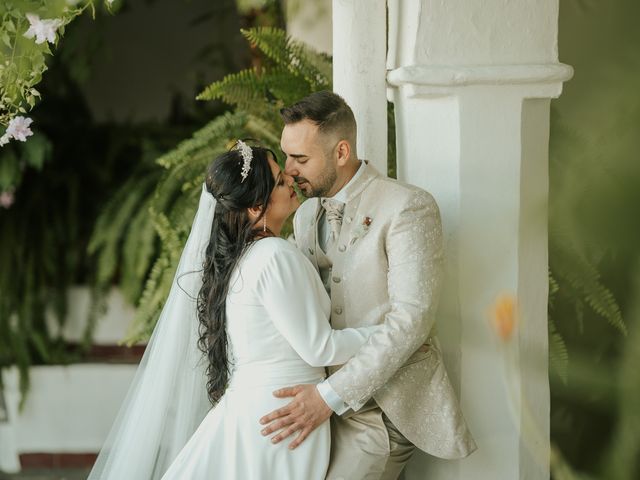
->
xmin=547 ymin=0 xmax=640 ymax=469
xmin=547 ymin=110 xmax=627 ymax=384
xmin=547 ymin=104 xmax=640 ymax=477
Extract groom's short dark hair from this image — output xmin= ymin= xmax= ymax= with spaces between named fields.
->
xmin=280 ymin=91 xmax=357 ymax=147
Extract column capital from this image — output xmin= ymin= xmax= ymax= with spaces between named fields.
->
xmin=388 ymin=63 xmax=573 ymax=87
xmin=388 ymin=63 xmax=573 ymax=99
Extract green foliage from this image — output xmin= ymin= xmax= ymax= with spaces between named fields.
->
xmin=0 ymin=130 xmax=51 ymax=189
xmin=601 ymin=260 xmax=640 ymax=479
xmin=87 ymin=160 xmax=161 ymax=303
xmin=0 ymin=1 xmax=109 ymax=129
xmin=0 ymin=1 xmax=119 ymax=202
xmin=547 ymin=0 xmax=640 ymax=472
xmin=240 ymin=27 xmax=331 ymax=90
xmin=0 ymin=158 xmax=95 ymax=408
xmin=550 ymin=234 xmax=626 ymax=335
xmin=197 ymin=27 xmax=331 ymax=127
xmin=547 ymin=110 xmax=628 ymax=388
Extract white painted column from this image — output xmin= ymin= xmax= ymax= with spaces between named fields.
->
xmin=386 ymin=1 xmax=572 ymax=479
xmin=332 ymin=0 xmax=387 ymax=174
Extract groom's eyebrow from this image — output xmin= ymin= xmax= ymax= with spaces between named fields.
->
xmin=281 ymin=148 xmax=308 ymax=159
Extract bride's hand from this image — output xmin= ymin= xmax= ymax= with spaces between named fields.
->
xmin=259 ymin=384 xmax=332 ymax=449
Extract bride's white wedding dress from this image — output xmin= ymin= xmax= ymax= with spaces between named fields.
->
xmin=160 ymin=236 xmax=375 ymax=479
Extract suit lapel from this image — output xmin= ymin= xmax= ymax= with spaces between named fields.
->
xmin=342 ymin=161 xmax=380 ymax=204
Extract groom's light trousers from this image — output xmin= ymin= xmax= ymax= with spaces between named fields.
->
xmin=325 ymin=399 xmax=416 ymax=480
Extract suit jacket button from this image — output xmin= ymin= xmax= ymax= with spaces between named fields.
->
xmin=345 ymin=216 xmax=352 ymax=223
xmin=338 ymin=245 xmax=346 ymax=252
xmin=332 ymin=276 xmax=341 ymax=283
xmin=334 ymin=307 xmax=343 ymax=315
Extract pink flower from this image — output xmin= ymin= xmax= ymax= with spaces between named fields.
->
xmin=23 ymin=13 xmax=63 ymax=45
xmin=5 ymin=116 xmax=34 ymax=142
xmin=0 ymin=190 xmax=15 ymax=209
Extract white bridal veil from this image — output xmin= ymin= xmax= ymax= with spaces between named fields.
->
xmin=88 ymin=184 xmax=216 ymax=480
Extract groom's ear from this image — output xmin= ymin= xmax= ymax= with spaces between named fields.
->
xmin=335 ymin=139 xmax=351 ymax=167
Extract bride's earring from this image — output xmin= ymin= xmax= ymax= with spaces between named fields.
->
xmin=263 ymin=214 xmax=267 ymax=232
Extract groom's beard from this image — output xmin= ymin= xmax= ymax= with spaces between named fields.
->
xmin=294 ymin=165 xmax=337 ymax=198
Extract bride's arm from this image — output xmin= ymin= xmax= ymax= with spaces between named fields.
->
xmin=257 ymin=245 xmax=378 ymax=367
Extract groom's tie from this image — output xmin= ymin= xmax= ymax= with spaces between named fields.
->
xmin=321 ymin=198 xmax=345 ymax=252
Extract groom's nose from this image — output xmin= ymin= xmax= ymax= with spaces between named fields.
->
xmin=285 ymin=174 xmax=295 ymax=187
xmin=284 ymin=157 xmax=297 ymax=177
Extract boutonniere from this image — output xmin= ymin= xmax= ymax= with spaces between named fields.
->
xmin=349 ymin=216 xmax=373 ymax=245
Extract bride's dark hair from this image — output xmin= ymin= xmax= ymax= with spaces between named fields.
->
xmin=197 ymin=145 xmax=277 ymax=404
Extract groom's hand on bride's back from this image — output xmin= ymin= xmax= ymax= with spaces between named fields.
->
xmin=259 ymin=384 xmax=332 ymax=449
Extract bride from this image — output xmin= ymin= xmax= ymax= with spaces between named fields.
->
xmin=88 ymin=141 xmax=378 ymax=479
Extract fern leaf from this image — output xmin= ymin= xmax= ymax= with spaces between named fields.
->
xmin=551 ymin=237 xmax=627 ymax=335
xmin=241 ymin=27 xmax=331 ymax=89
xmin=197 ymin=69 xmax=267 ymax=112
xmin=549 ymin=317 xmax=569 ymax=384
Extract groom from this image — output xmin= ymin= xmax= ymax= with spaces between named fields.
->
xmin=259 ymin=91 xmax=476 ymax=478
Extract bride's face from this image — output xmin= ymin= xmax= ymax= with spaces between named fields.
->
xmin=265 ymin=155 xmax=299 ymax=229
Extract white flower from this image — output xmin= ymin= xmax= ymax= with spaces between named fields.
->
xmin=5 ymin=116 xmax=34 ymax=142
xmin=23 ymin=13 xmax=63 ymax=45
xmin=0 ymin=134 xmax=10 ymax=146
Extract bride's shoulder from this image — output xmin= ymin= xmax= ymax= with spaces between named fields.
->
xmin=241 ymin=237 xmax=307 ymax=281
xmin=246 ymin=236 xmax=301 ymax=261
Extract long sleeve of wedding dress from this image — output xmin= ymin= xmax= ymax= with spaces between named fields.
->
xmin=255 ymin=238 xmax=378 ymax=367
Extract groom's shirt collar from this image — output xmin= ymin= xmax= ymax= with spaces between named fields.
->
xmin=328 ymin=160 xmax=365 ymax=204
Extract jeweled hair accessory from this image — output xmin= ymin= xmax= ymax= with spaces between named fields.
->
xmin=236 ymin=140 xmax=253 ymax=183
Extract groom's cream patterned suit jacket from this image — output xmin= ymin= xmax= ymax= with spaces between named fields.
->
xmin=293 ymin=162 xmax=476 ymax=459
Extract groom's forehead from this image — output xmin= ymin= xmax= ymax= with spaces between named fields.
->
xmin=281 ymin=121 xmax=321 ymax=152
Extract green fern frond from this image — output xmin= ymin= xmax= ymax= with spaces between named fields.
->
xmin=241 ymin=27 xmax=331 ymax=89
xmin=151 ymin=210 xmax=184 ymax=260
xmin=261 ymin=67 xmax=318 ymax=107
xmin=549 ymin=270 xmax=560 ymax=297
xmin=120 ymin=200 xmax=158 ymax=303
xmin=549 ymin=317 xmax=569 ymax=384
xmin=196 ymin=68 xmax=268 ymax=112
xmin=124 ymin=253 xmax=172 ymax=345
xmin=245 ymin=114 xmax=282 ymax=151
xmin=156 ymin=112 xmax=251 ymax=170
xmin=88 ymin=167 xmax=160 ymax=300
xmin=551 ymin=238 xmax=627 ymax=335
xmin=197 ymin=28 xmax=331 ymax=120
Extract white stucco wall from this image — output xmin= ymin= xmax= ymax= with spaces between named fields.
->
xmin=3 ymin=364 xmax=136 ymax=453
xmin=412 ymin=0 xmax=559 ymax=65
